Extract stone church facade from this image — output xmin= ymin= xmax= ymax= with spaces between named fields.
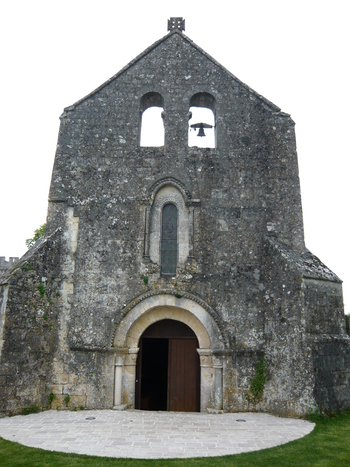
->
xmin=1 ymin=19 xmax=349 ymax=417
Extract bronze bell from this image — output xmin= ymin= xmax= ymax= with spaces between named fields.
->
xmin=190 ymin=122 xmax=213 ymax=137
xmin=197 ymin=124 xmax=206 ymax=137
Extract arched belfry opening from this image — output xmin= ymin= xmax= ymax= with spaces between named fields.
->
xmin=188 ymin=92 xmax=216 ymax=148
xmin=140 ymin=92 xmax=164 ymax=147
xmin=135 ymin=319 xmax=200 ymax=412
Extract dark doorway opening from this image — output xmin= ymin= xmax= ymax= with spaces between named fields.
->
xmin=135 ymin=319 xmax=200 ymax=412
xmin=139 ymin=338 xmax=168 ymax=410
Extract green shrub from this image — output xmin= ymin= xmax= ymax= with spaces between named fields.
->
xmin=37 ymin=284 xmax=45 ymax=298
xmin=21 ymin=262 xmax=34 ymax=272
xmin=246 ymin=354 xmax=268 ymax=403
xmin=49 ymin=392 xmax=56 ymax=408
xmin=23 ymin=405 xmax=39 ymax=415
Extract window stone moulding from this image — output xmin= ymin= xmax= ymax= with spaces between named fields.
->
xmin=143 ymin=177 xmax=200 ymax=266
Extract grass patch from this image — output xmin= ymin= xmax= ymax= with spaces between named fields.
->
xmin=0 ymin=412 xmax=349 ymax=466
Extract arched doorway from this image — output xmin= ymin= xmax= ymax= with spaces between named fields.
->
xmin=135 ymin=319 xmax=200 ymax=412
xmin=112 ymin=294 xmax=228 ymax=412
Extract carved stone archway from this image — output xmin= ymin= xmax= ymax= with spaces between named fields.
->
xmin=112 ymin=293 xmax=227 ymax=412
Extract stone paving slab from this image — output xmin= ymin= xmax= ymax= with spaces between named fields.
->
xmin=0 ymin=410 xmax=315 ymax=459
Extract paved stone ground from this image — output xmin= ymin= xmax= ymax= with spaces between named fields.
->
xmin=0 ymin=410 xmax=314 ymax=459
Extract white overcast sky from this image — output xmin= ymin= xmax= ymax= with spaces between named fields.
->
xmin=0 ymin=1 xmax=349 ymax=314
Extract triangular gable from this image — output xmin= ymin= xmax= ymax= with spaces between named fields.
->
xmin=63 ymin=29 xmax=283 ymax=115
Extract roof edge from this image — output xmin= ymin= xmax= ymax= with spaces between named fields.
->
xmin=267 ymin=237 xmax=342 ymax=284
xmin=62 ymin=30 xmax=179 ymax=115
xmin=179 ymin=32 xmax=282 ymax=114
xmin=62 ymin=28 xmax=283 ymax=115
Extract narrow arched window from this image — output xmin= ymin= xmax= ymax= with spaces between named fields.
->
xmin=188 ymin=92 xmax=216 ymax=148
xmin=161 ymin=204 xmax=178 ymax=274
xmin=140 ymin=92 xmax=164 ymax=147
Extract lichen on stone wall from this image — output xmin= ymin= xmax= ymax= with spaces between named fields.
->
xmin=0 ymin=230 xmax=62 ymax=415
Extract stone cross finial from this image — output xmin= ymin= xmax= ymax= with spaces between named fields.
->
xmin=168 ymin=17 xmax=185 ymax=32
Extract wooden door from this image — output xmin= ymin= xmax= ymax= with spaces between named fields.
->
xmin=168 ymin=338 xmax=200 ymax=412
xmin=135 ymin=320 xmax=200 ymax=412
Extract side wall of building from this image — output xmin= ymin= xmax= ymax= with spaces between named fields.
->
xmin=303 ymin=279 xmax=350 ymax=412
xmin=247 ymin=239 xmax=316 ymax=416
xmin=0 ymin=232 xmax=61 ymax=415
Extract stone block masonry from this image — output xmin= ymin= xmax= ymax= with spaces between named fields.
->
xmin=0 ymin=257 xmax=19 ymax=277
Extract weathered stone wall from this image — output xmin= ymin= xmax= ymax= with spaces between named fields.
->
xmin=303 ymin=279 xmax=345 ymax=336
xmin=311 ymin=338 xmax=350 ymax=412
xmin=303 ymin=278 xmax=350 ymax=412
xmin=259 ymin=239 xmax=316 ymax=416
xmin=0 ymin=257 xmax=19 ymax=277
xmin=42 ymin=31 xmax=309 ymax=412
xmin=45 ymin=30 xmax=304 ymax=352
xmin=49 ymin=349 xmax=115 ymax=411
xmin=0 ymin=231 xmax=61 ymax=415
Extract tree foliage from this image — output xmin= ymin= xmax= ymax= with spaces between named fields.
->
xmin=25 ymin=224 xmax=46 ymax=249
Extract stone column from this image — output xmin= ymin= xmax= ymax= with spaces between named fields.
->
xmin=114 ymin=364 xmax=123 ymax=406
xmin=212 ymin=354 xmax=224 ymax=411
xmin=123 ymin=348 xmax=139 ymax=408
xmin=113 ymin=348 xmax=128 ymax=409
xmin=197 ymin=348 xmax=214 ymax=412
